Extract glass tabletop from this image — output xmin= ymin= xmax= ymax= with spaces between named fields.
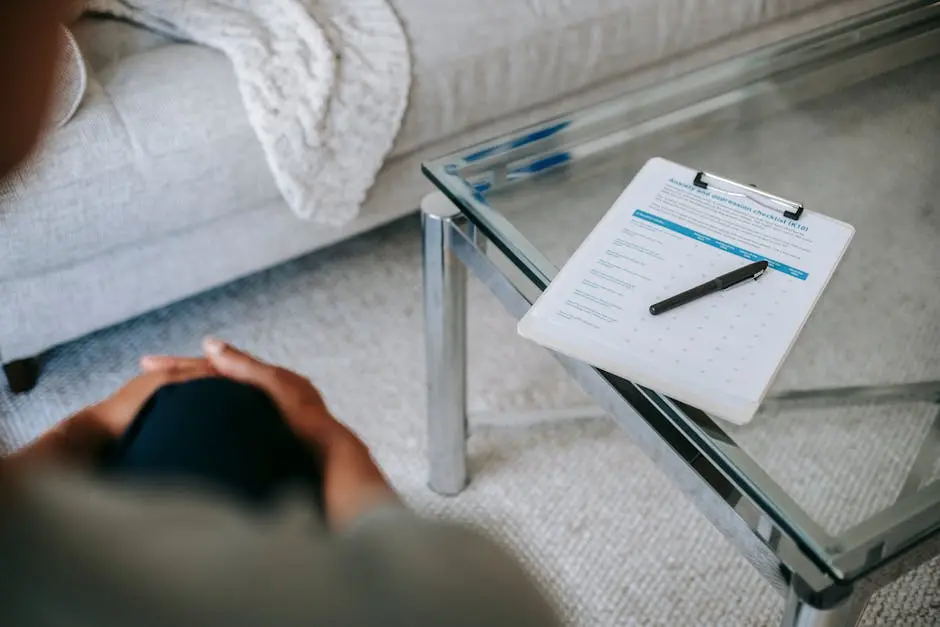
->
xmin=423 ymin=2 xmax=940 ymax=582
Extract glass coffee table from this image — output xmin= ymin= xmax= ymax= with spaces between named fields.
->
xmin=421 ymin=2 xmax=940 ymax=626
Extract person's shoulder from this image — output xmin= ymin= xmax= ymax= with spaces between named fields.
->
xmin=344 ymin=509 xmax=564 ymax=626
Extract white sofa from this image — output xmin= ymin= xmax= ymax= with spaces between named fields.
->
xmin=0 ymin=0 xmax=892 ymax=391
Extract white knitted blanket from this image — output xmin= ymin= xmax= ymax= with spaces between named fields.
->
xmin=83 ymin=0 xmax=410 ymax=225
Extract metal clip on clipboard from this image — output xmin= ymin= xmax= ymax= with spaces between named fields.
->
xmin=693 ymin=171 xmax=804 ymax=221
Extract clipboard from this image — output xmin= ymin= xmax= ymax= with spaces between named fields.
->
xmin=517 ymin=157 xmax=854 ymax=425
xmin=693 ymin=170 xmax=804 ymax=221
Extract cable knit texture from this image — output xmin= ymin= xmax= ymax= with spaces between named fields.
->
xmin=83 ymin=0 xmax=411 ymax=225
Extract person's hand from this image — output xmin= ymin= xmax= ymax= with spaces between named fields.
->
xmin=142 ymin=341 xmax=343 ymax=447
xmin=142 ymin=339 xmax=399 ymax=529
xmin=87 ymin=362 xmax=219 ymax=439
xmin=4 ymin=362 xmax=216 ymax=470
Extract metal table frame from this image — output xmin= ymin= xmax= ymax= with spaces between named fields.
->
xmin=421 ymin=195 xmax=940 ymax=626
xmin=420 ymin=4 xmax=940 ymax=623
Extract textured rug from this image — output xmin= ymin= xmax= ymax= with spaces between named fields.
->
xmin=1 ymin=216 xmax=937 ymax=626
xmin=3 ymin=65 xmax=940 ymax=626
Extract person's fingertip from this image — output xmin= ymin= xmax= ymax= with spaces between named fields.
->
xmin=140 ymin=355 xmax=167 ymax=371
xmin=203 ymin=337 xmax=226 ymax=356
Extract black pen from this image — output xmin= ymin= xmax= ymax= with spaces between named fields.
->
xmin=649 ymin=260 xmax=769 ymax=316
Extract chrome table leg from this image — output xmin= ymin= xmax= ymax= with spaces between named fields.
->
xmin=422 ymin=195 xmax=469 ymax=496
xmin=782 ymin=584 xmax=869 ymax=627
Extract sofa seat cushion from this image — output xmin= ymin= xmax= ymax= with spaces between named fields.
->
xmin=0 ymin=1 xmax=886 ymax=280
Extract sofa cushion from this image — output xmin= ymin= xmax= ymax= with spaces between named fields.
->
xmin=391 ymin=0 xmax=867 ymax=156
xmin=0 ymin=35 xmax=278 ymax=282
xmin=0 ymin=1 xmax=890 ymax=280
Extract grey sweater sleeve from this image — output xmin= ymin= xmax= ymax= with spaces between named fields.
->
xmin=0 ymin=472 xmax=562 ymax=627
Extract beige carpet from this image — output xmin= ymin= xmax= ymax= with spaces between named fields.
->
xmin=3 ymin=62 xmax=940 ymax=626
xmin=0 ymin=215 xmax=937 ymax=625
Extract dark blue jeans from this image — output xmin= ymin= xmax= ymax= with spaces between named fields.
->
xmin=99 ymin=377 xmax=324 ymax=513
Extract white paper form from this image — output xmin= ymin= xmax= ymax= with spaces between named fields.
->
xmin=518 ymin=158 xmax=854 ymax=424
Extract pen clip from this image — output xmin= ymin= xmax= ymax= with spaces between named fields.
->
xmin=721 ymin=264 xmax=767 ymax=290
xmin=723 ymin=272 xmax=759 ymax=290
xmin=693 ymin=171 xmax=804 ymax=221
